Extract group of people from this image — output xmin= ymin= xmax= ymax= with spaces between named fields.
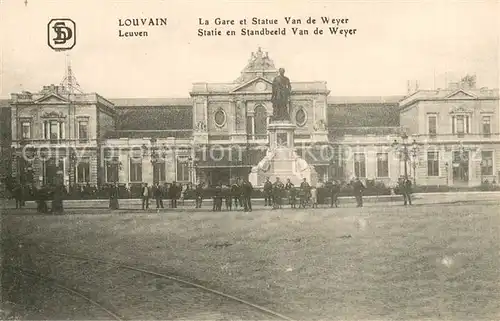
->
xmin=6 ymin=175 xmax=415 ymax=213
xmin=204 ymin=177 xmax=255 ymax=212
xmin=10 ymin=182 xmax=66 ymax=214
xmin=108 ymin=181 xmax=186 ymax=210
xmin=263 ymin=177 xmax=319 ymax=209
xmin=204 ymin=177 xmax=347 ymax=211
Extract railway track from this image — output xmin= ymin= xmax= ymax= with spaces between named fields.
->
xmin=8 ymin=247 xmax=296 ymax=320
xmin=7 ymin=267 xmax=124 ymax=320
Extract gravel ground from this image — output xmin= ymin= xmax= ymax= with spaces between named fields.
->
xmin=2 ymin=202 xmax=500 ymax=320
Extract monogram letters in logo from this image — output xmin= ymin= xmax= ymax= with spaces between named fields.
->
xmin=48 ymin=19 xmax=76 ymax=51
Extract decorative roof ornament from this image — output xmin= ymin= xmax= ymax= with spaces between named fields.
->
xmin=235 ymin=47 xmax=277 ymax=83
xmin=60 ymin=54 xmax=83 ymax=94
xmin=460 ymin=74 xmax=476 ymax=89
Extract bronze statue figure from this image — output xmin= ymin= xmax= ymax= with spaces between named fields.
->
xmin=271 ymin=68 xmax=291 ymax=121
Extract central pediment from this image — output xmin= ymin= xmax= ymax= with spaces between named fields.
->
xmin=445 ymin=90 xmax=477 ymax=100
xmin=35 ymin=93 xmax=70 ymax=104
xmin=231 ymin=77 xmax=273 ymax=93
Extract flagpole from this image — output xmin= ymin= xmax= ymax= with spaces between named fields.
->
xmin=433 ymin=67 xmax=436 ymax=90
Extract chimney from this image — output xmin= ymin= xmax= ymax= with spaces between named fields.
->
xmin=407 ymin=80 xmax=419 ymax=95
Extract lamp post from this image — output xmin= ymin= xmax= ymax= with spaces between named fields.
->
xmin=480 ymin=160 xmax=485 ymax=184
xmin=25 ymin=146 xmax=36 ymax=184
xmin=69 ymin=149 xmax=77 ymax=190
xmin=392 ymin=133 xmax=418 ymax=181
xmin=445 ymin=162 xmax=449 ymax=186
xmin=187 ymin=156 xmax=198 ymax=185
xmin=148 ymin=138 xmax=165 ymax=184
xmin=409 ymin=142 xmax=419 ymax=185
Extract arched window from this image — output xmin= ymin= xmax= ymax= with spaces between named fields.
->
xmin=254 ymin=105 xmax=267 ymax=137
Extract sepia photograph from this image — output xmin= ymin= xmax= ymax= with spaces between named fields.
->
xmin=0 ymin=0 xmax=499 ymax=320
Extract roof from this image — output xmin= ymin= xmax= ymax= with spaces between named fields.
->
xmin=327 ymin=102 xmax=400 ymax=128
xmin=0 ymin=99 xmax=11 ymax=107
xmin=110 ymin=97 xmax=192 ymax=107
xmin=327 ymin=96 xmax=404 ymax=104
xmin=0 ymin=106 xmax=12 ymax=144
xmin=104 ymin=130 xmax=192 ymax=139
xmin=399 ymin=88 xmax=499 ymax=108
xmin=191 ymin=81 xmax=329 ymax=94
xmin=115 ymin=105 xmax=193 ymax=130
xmin=329 ymin=126 xmax=402 ymax=137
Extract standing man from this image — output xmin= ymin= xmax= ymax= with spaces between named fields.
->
xmin=154 ymin=183 xmax=164 ymax=209
xmin=272 ymin=177 xmax=284 ymax=209
xmin=169 ymin=181 xmax=178 ymax=208
xmin=109 ymin=182 xmax=120 ymax=210
xmin=231 ymin=178 xmax=241 ymax=209
xmin=223 ymin=184 xmax=232 ymax=211
xmin=352 ymin=178 xmax=365 ymax=208
xmin=285 ymin=178 xmax=294 ymax=206
xmin=399 ymin=177 xmax=413 ymax=206
xmin=214 ymin=182 xmax=223 ymax=211
xmin=51 ymin=182 xmax=65 ymax=214
xmin=241 ymin=178 xmax=253 ymax=212
xmin=13 ymin=183 xmax=23 ymax=209
xmin=195 ymin=181 xmax=204 ymax=208
xmin=300 ymin=178 xmax=311 ymax=208
xmin=263 ymin=177 xmax=273 ymax=207
xmin=141 ymin=183 xmax=150 ymax=210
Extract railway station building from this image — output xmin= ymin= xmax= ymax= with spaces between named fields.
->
xmin=3 ymin=48 xmax=499 ymax=188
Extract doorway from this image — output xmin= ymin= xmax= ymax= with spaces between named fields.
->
xmin=452 ymin=151 xmax=469 ymax=184
xmin=43 ymin=158 xmax=64 ymax=185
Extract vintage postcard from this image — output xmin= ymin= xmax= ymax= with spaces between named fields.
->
xmin=0 ymin=0 xmax=499 ymax=320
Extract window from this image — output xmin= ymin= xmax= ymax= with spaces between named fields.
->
xmin=129 ymin=159 xmax=142 ymax=182
xmin=78 ymin=120 xmax=89 ymax=140
xmin=246 ymin=116 xmax=253 ymax=136
xmin=452 ymin=115 xmax=470 ymax=136
xmin=43 ymin=120 xmax=64 ymax=140
xmin=376 ymin=153 xmax=389 ymax=177
xmin=50 ymin=121 xmax=59 ymax=139
xmin=153 ymin=161 xmax=166 ymax=183
xmin=481 ymin=151 xmax=493 ymax=175
xmin=482 ymin=116 xmax=491 ymax=136
xmin=77 ymin=158 xmax=90 ymax=183
xmin=427 ymin=152 xmax=439 ymax=176
xmin=176 ymin=157 xmax=190 ymax=182
xmin=214 ymin=109 xmax=226 ymax=127
xmin=21 ymin=121 xmax=31 ymax=139
xmin=354 ymin=153 xmax=366 ymax=178
xmin=295 ymin=109 xmax=307 ymax=127
xmin=428 ymin=114 xmax=437 ymax=136
xmin=106 ymin=158 xmax=120 ymax=183
xmin=254 ymin=105 xmax=267 ymax=138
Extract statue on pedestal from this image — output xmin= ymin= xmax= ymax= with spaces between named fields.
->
xmin=271 ymin=68 xmax=291 ymax=122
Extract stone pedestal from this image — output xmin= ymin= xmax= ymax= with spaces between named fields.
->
xmin=249 ymin=121 xmax=316 ymax=187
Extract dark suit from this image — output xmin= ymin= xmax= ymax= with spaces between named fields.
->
xmin=263 ymin=181 xmax=273 ymax=206
xmin=400 ymin=179 xmax=413 ymax=205
xmin=352 ymin=180 xmax=365 ymax=207
xmin=241 ymin=181 xmax=253 ymax=212
xmin=154 ymin=185 xmax=164 ymax=208
xmin=141 ymin=186 xmax=150 ymax=209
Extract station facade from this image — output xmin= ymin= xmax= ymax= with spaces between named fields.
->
xmin=3 ymin=49 xmax=499 ymax=188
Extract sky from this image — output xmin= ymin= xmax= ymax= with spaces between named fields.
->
xmin=0 ymin=0 xmax=498 ymax=99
